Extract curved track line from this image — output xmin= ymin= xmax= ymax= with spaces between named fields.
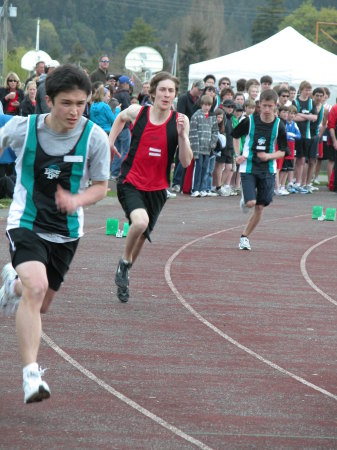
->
xmin=39 ymin=212 xmax=332 ymax=447
xmin=42 ymin=336 xmax=213 ymax=449
xmin=164 ymin=224 xmax=337 ymax=402
xmin=300 ymin=235 xmax=337 ymax=306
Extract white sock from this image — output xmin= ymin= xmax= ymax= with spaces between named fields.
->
xmin=23 ymin=362 xmax=39 ymax=377
xmin=7 ymin=279 xmax=18 ymax=297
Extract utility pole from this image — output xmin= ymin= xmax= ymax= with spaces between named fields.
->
xmin=0 ymin=1 xmax=17 ymax=84
xmin=0 ymin=0 xmax=8 ymax=84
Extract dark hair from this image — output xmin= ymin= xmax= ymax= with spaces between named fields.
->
xmin=278 ymin=88 xmax=290 ymax=96
xmin=218 ymin=76 xmax=231 ymax=86
xmin=234 ymin=92 xmax=245 ymax=100
xmin=236 ymin=78 xmax=246 ymax=92
xmin=220 ymin=87 xmax=234 ymax=100
xmin=92 ymin=80 xmax=104 ymax=94
xmin=260 ymin=89 xmax=278 ymax=104
xmin=278 ymin=105 xmax=289 ymax=113
xmin=203 ymin=74 xmax=216 ymax=83
xmin=312 ymin=87 xmax=325 ymax=96
xmin=149 ymin=71 xmax=179 ymax=97
xmin=260 ymin=75 xmax=273 ymax=85
xmin=214 ymin=108 xmax=225 ymax=133
xmin=46 ymin=64 xmax=91 ymax=102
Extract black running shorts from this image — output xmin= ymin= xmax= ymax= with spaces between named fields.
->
xmin=117 ymin=181 xmax=167 ymax=241
xmin=6 ymin=228 xmax=79 ymax=291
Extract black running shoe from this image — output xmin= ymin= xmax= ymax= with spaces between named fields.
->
xmin=115 ymin=258 xmax=132 ymax=289
xmin=117 ymin=286 xmax=129 ymax=303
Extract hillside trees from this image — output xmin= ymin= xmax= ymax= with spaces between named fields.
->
xmin=279 ymin=0 xmax=337 ymax=53
xmin=251 ymin=0 xmax=286 ymax=44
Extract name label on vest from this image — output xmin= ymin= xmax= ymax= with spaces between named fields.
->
xmin=64 ymin=155 xmax=84 ymax=162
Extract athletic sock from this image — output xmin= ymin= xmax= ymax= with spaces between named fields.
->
xmin=23 ymin=362 xmax=39 ymax=377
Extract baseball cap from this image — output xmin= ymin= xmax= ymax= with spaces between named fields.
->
xmin=194 ymin=79 xmax=205 ymax=90
xmin=223 ymin=99 xmax=235 ymax=107
xmin=119 ymin=75 xmax=132 ymax=85
xmin=47 ymin=60 xmax=60 ymax=68
xmin=234 ymin=102 xmax=244 ymax=111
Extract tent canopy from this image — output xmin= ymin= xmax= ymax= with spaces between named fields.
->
xmin=188 ymin=27 xmax=337 ymax=87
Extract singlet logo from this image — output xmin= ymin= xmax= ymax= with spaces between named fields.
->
xmin=256 ymin=137 xmax=266 ymax=150
xmin=44 ymin=164 xmax=61 ymax=180
xmin=149 ymin=147 xmax=161 ymax=157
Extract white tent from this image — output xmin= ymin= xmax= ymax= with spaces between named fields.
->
xmin=188 ymin=27 xmax=337 ymax=89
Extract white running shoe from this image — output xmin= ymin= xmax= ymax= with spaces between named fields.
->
xmin=278 ymin=187 xmax=290 ymax=196
xmin=312 ymin=178 xmax=320 ymax=185
xmin=190 ymin=191 xmax=200 ymax=197
xmin=239 ymin=236 xmax=251 ymax=250
xmin=0 ymin=263 xmax=20 ymax=316
xmin=171 ymin=184 xmax=180 ymax=193
xmin=166 ymin=190 xmax=176 ymax=199
xmin=217 ymin=186 xmax=230 ymax=197
xmin=240 ymin=197 xmax=249 ymax=214
xmin=23 ymin=366 xmax=51 ymax=404
xmin=199 ymin=191 xmax=207 ymax=197
xmin=206 ymin=190 xmax=218 ymax=197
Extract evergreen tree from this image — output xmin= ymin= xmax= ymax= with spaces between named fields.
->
xmin=179 ymin=25 xmax=209 ymax=91
xmin=251 ymin=0 xmax=286 ymax=44
xmin=118 ymin=17 xmax=158 ymax=52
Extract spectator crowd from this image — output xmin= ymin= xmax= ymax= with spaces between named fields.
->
xmin=1 ymin=54 xmax=337 ymax=200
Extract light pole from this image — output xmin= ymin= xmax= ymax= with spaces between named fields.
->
xmin=0 ymin=1 xmax=17 ymax=83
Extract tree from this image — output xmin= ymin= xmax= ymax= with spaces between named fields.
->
xmin=118 ymin=17 xmax=158 ymax=52
xmin=179 ymin=25 xmax=209 ymax=91
xmin=39 ymin=19 xmax=61 ymax=55
xmin=6 ymin=47 xmax=30 ymax=84
xmin=279 ymin=1 xmax=337 ymax=54
xmin=67 ymin=41 xmax=87 ymax=66
xmin=251 ymin=0 xmax=286 ymax=44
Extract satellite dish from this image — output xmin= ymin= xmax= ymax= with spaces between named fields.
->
xmin=21 ymin=50 xmax=52 ymax=71
xmin=125 ymin=46 xmax=163 ymax=74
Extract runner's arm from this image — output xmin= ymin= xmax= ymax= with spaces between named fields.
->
xmin=55 ymin=181 xmax=108 ymax=214
xmin=108 ymin=104 xmax=141 ymax=159
xmin=177 ymin=113 xmax=193 ymax=168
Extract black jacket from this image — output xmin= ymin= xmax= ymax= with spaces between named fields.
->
xmin=0 ymin=87 xmax=24 ymax=115
xmin=20 ymin=96 xmax=36 ymax=116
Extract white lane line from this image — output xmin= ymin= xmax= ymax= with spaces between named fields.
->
xmin=164 ymin=226 xmax=337 ymax=402
xmin=300 ymin=235 xmax=337 ymax=306
xmin=41 ymin=333 xmax=213 ymax=450
xmin=39 ymin=212 xmax=330 ymax=447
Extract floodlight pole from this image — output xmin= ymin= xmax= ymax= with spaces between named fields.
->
xmin=0 ymin=0 xmax=8 ymax=83
xmin=0 ymin=1 xmax=17 ymax=83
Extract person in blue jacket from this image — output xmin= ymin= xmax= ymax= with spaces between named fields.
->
xmin=90 ymin=85 xmax=120 ymax=134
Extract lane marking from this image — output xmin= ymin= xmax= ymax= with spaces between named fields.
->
xmin=300 ymin=235 xmax=337 ymax=306
xmin=42 ymin=340 xmax=213 ymax=449
xmin=39 ymin=211 xmax=334 ymax=447
xmin=164 ymin=224 xmax=337 ymax=402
